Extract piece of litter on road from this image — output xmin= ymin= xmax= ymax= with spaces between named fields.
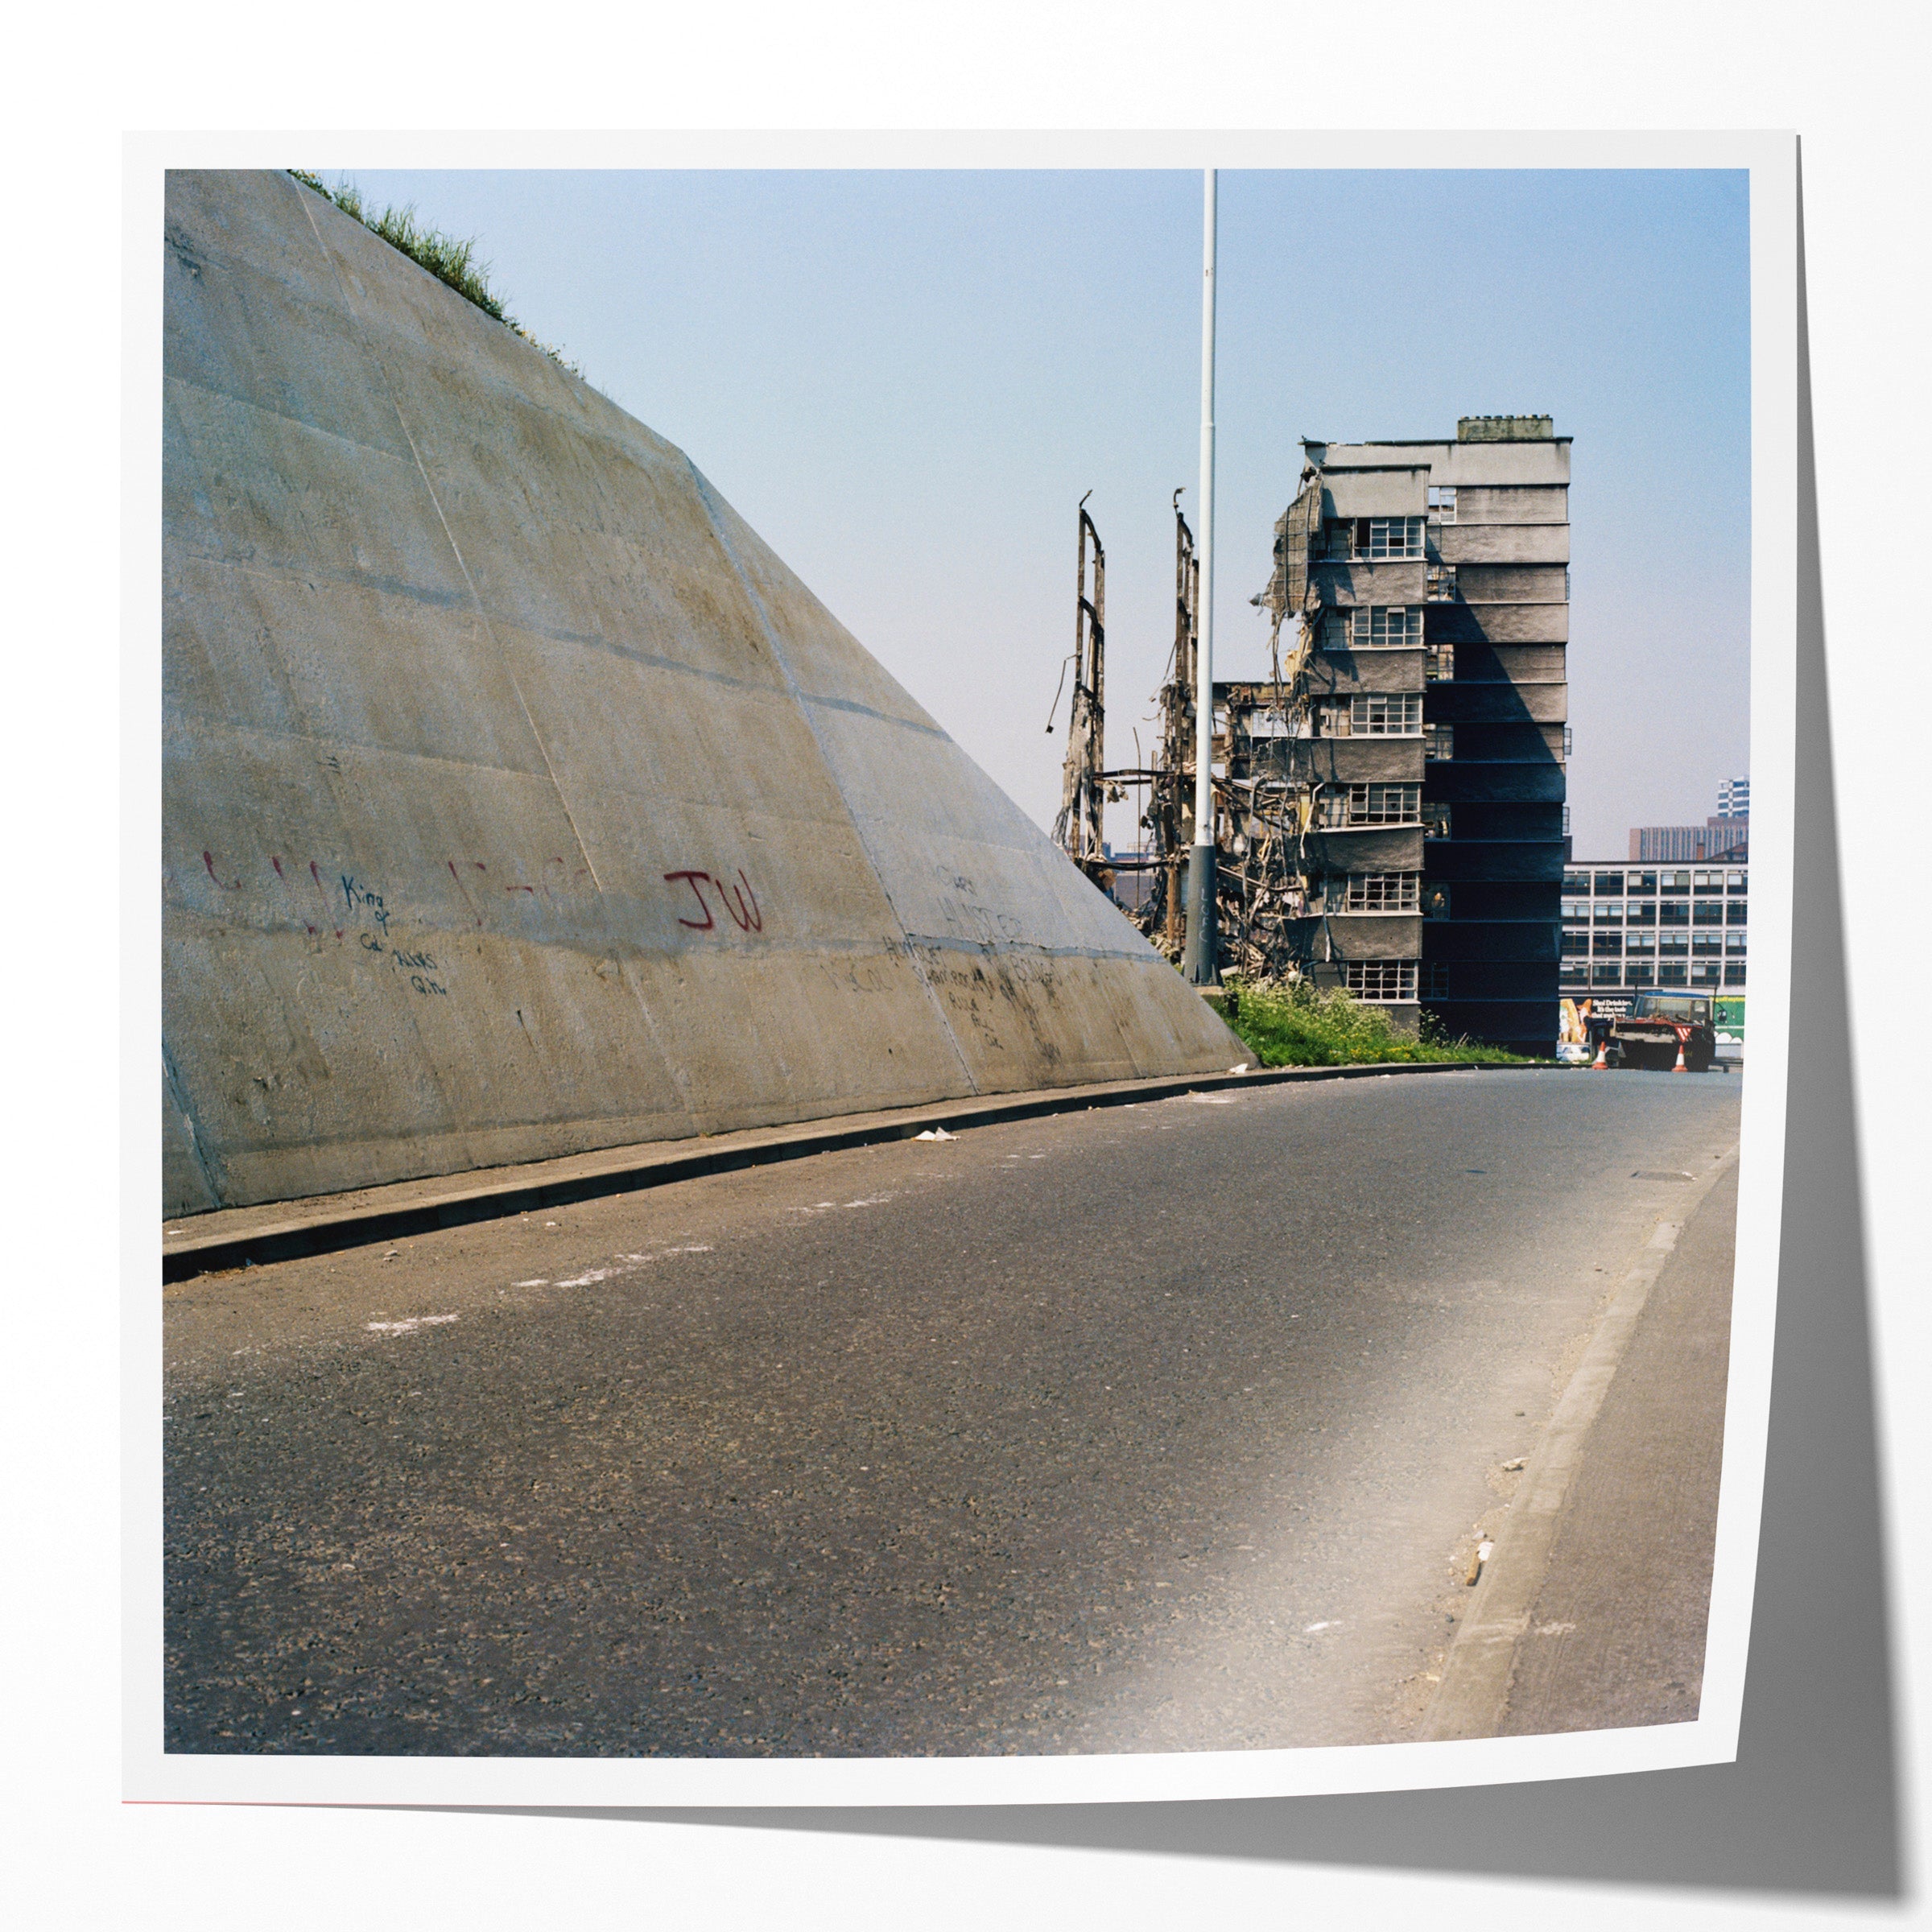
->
xmin=1228 ymin=1063 xmax=1249 ymax=1074
xmin=1501 ymin=1456 xmax=1527 ymax=1472
xmin=512 ymin=1278 xmax=548 ymax=1288
xmin=914 ymin=1128 xmax=957 ymax=1141
xmin=1465 ymin=1538 xmax=1496 ymax=1586
xmin=1303 ymin=1620 xmax=1339 ymax=1633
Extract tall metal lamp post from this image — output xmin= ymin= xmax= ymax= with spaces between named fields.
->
xmin=1183 ymin=167 xmax=1220 ymax=986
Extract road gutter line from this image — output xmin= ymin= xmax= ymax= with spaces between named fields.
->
xmin=162 ymin=1059 xmax=1554 ymax=1282
xmin=1414 ymin=1142 xmax=1740 ymax=1743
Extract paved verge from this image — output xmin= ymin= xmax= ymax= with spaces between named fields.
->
xmin=1496 ymin=1159 xmax=1739 ymax=1733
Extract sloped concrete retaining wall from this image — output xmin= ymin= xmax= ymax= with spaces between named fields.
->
xmin=162 ymin=171 xmax=1239 ymax=1217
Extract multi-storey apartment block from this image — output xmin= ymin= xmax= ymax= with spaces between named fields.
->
xmin=1560 ymin=858 xmax=1748 ymax=1001
xmin=1247 ymin=415 xmax=1569 ymax=1055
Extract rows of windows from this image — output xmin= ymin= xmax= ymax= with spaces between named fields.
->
xmin=1325 ymin=693 xmax=1424 ymax=737
xmin=1561 ymin=959 xmax=1745 ymax=989
xmin=1562 ymin=897 xmax=1748 ymax=927
xmin=1344 ymin=959 xmax=1418 ymax=1002
xmin=1319 ymin=782 xmax=1422 ymax=827
xmin=1342 ymin=871 xmax=1419 ymax=912
xmin=1347 ymin=606 xmax=1424 ymax=649
xmin=1324 ymin=517 xmax=1426 ymax=562
xmin=1564 ymin=867 xmax=1747 ymax=898
xmin=1568 ymin=931 xmax=1748 ymax=958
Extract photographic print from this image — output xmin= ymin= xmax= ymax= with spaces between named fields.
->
xmin=136 ymin=134 xmax=1794 ymax=1804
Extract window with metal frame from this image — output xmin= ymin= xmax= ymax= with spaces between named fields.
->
xmin=1331 ymin=692 xmax=1423 ymax=736
xmin=1626 ymin=932 xmax=1657 ymax=956
xmin=1425 ymin=722 xmax=1454 ymax=761
xmin=1344 ymin=959 xmax=1418 ymax=1002
xmin=1422 ymin=883 xmax=1451 ymax=919
xmin=1425 ymin=641 xmax=1455 ymax=682
xmin=1427 ymin=485 xmax=1457 ymax=522
xmin=1422 ymin=960 xmax=1451 ymax=998
xmin=1324 ymin=522 xmax=1355 ymax=561
xmin=1344 ymin=872 xmax=1420 ymax=912
xmin=1320 ymin=783 xmax=1422 ymax=827
xmin=1367 ymin=517 xmax=1426 ymax=560
xmin=1423 ymin=802 xmax=1453 ymax=840
xmin=1349 ymin=606 xmax=1423 ymax=648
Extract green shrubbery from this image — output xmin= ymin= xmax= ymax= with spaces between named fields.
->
xmin=289 ymin=171 xmax=578 ymax=374
xmin=1219 ymin=977 xmax=1535 ymax=1068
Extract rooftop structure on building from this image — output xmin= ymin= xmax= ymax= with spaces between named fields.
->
xmin=1717 ymin=774 xmax=1750 ymax=819
xmin=1629 ymin=820 xmax=1749 ymax=864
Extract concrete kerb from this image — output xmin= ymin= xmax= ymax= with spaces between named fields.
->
xmin=161 ymin=1059 xmax=1554 ymax=1282
xmin=1413 ymin=1140 xmax=1742 ymax=1741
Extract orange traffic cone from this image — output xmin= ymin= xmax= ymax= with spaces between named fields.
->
xmin=1591 ymin=1037 xmax=1608 ymax=1070
xmin=1671 ymin=1035 xmax=1688 ymax=1073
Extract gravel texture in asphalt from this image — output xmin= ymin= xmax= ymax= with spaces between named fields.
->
xmin=163 ymin=1067 xmax=1740 ymax=1757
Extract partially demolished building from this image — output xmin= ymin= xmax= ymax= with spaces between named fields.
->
xmin=1113 ymin=417 xmax=1569 ymax=1057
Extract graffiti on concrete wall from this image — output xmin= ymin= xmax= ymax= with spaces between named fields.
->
xmin=188 ymin=848 xmax=767 ymax=984
xmin=663 ymin=868 xmax=762 ymax=934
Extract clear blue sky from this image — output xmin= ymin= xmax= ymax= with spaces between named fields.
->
xmin=332 ymin=167 xmax=1750 ymax=858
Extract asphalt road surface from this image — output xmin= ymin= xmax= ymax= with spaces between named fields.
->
xmin=163 ymin=1067 xmax=1741 ymax=1757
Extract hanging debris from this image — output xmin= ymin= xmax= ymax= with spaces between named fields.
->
xmin=1051 ymin=494 xmax=1112 ymax=891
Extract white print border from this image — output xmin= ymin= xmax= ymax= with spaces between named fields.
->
xmin=123 ymin=125 xmax=1797 ymax=1810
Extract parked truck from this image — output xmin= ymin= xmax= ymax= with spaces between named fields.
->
xmin=1605 ymin=991 xmax=1720 ymax=1071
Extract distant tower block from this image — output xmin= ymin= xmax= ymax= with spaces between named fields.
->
xmin=161 ymin=171 xmax=1240 ymax=1218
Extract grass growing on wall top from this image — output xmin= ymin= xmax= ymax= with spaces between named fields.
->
xmin=1220 ymin=979 xmax=1538 ymax=1068
xmin=289 ymin=171 xmax=580 ymax=374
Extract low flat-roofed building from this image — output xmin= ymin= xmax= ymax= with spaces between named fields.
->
xmin=1560 ymin=857 xmax=1748 ymax=1010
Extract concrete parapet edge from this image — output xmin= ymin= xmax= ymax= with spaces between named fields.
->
xmin=160 ymin=1059 xmax=1553 ymax=1283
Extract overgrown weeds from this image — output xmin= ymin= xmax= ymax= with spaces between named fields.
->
xmin=1220 ymin=977 xmax=1538 ymax=1067
xmin=289 ymin=171 xmax=579 ymax=374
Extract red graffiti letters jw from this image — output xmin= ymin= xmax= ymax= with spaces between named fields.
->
xmin=664 ymin=869 xmax=762 ymax=934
